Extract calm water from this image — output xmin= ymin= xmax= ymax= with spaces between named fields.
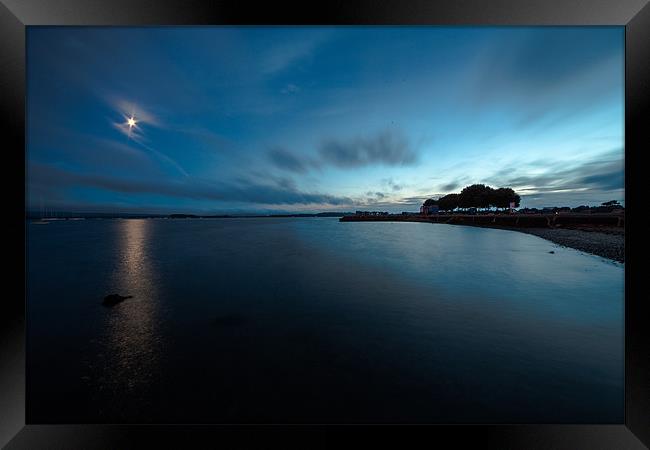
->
xmin=27 ymin=218 xmax=624 ymax=423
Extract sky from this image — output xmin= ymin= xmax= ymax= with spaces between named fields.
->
xmin=27 ymin=26 xmax=624 ymax=214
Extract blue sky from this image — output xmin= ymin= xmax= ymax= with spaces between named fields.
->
xmin=27 ymin=26 xmax=624 ymax=214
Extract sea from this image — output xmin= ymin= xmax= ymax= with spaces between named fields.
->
xmin=26 ymin=217 xmax=624 ymax=423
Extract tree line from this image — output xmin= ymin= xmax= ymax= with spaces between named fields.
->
xmin=424 ymin=184 xmax=521 ymax=211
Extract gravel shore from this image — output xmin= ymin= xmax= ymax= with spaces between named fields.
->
xmin=505 ymin=227 xmax=624 ymax=263
xmin=445 ymin=224 xmax=625 ymax=262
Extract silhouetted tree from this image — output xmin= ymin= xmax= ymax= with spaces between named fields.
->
xmin=423 ymin=198 xmax=438 ymax=207
xmin=459 ymin=184 xmax=493 ymax=210
xmin=432 ymin=184 xmax=520 ymax=211
xmin=438 ymin=193 xmax=459 ymax=211
xmin=491 ymin=187 xmax=520 ymax=209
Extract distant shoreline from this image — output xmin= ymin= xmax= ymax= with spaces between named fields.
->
xmin=26 ymin=212 xmax=354 ymax=220
xmin=340 ymin=213 xmax=625 ymax=263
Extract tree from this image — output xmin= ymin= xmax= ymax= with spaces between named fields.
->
xmin=438 ymin=193 xmax=459 ymax=211
xmin=430 ymin=184 xmax=519 ymax=212
xmin=602 ymin=200 xmax=621 ymax=206
xmin=491 ymin=187 xmax=520 ymax=209
xmin=459 ymin=184 xmax=493 ymax=210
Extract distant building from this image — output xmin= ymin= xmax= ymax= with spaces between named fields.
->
xmin=420 ymin=204 xmax=439 ymax=215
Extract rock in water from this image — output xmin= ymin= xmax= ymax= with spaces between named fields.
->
xmin=102 ymin=294 xmax=133 ymax=307
xmin=548 ymin=250 xmax=555 ymax=254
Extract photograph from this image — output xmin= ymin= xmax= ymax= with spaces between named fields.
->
xmin=25 ymin=25 xmax=625 ymax=425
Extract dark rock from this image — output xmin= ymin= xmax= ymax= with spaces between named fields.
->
xmin=548 ymin=251 xmax=555 ymax=254
xmin=102 ymin=294 xmax=133 ymax=307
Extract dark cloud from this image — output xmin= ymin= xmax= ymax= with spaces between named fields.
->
xmin=273 ymin=176 xmax=297 ymax=191
xmin=391 ymin=195 xmax=433 ymax=207
xmin=365 ymin=192 xmax=386 ymax=200
xmin=484 ymin=152 xmax=624 ymax=199
xmin=577 ymin=168 xmax=624 ymax=191
xmin=29 ymin=163 xmax=353 ymax=207
xmin=268 ymin=130 xmax=418 ymax=173
xmin=318 ymin=129 xmax=417 ymax=168
xmin=360 ymin=194 xmax=425 ymax=212
xmin=268 ymin=147 xmax=310 ymax=173
xmin=439 ymin=181 xmax=461 ymax=192
xmin=382 ymin=178 xmax=403 ymax=191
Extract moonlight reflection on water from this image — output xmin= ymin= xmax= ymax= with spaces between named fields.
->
xmin=27 ymin=218 xmax=624 ymax=423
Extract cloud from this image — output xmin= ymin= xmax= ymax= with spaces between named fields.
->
xmin=365 ymin=191 xmax=386 ymax=199
xmin=357 ymin=193 xmax=427 ymax=211
xmin=439 ymin=181 xmax=461 ymax=192
xmin=520 ymin=190 xmax=624 ymax=208
xmin=494 ymin=159 xmax=623 ymax=195
xmin=268 ymin=147 xmax=311 ymax=173
xmin=577 ymin=166 xmax=624 ymax=191
xmin=382 ymin=178 xmax=403 ymax=191
xmin=261 ymin=31 xmax=331 ymax=75
xmin=28 ymin=124 xmax=160 ymax=175
xmin=272 ymin=176 xmax=297 ymax=191
xmin=268 ymin=129 xmax=418 ymax=173
xmin=28 ymin=162 xmax=353 ymax=207
xmin=460 ymin=28 xmax=623 ymax=135
xmin=107 ymin=97 xmax=164 ymax=142
xmin=318 ymin=129 xmax=418 ymax=169
xmin=100 ymin=97 xmax=190 ymax=177
xmin=111 ymin=98 xmax=162 ymax=126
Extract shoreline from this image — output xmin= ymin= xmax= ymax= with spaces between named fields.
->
xmin=456 ymin=224 xmax=624 ymax=263
xmin=340 ymin=214 xmax=624 ymax=263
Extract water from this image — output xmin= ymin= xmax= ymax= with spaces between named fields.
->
xmin=26 ymin=218 xmax=624 ymax=423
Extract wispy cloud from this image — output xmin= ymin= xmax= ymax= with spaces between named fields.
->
xmin=268 ymin=147 xmax=311 ymax=173
xmin=29 ymin=162 xmax=353 ymax=207
xmin=104 ymin=97 xmax=189 ymax=177
xmin=485 ymin=150 xmax=623 ymax=196
xmin=439 ymin=181 xmax=462 ymax=192
xmin=318 ymin=129 xmax=417 ymax=169
xmin=268 ymin=129 xmax=419 ymax=174
xmin=261 ymin=31 xmax=331 ymax=75
xmin=107 ymin=96 xmax=164 ymax=139
xmin=382 ymin=178 xmax=403 ymax=192
xmin=27 ymin=27 xmax=624 ymax=213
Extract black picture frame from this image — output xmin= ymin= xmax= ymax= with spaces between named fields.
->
xmin=2 ymin=1 xmax=648 ymax=448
